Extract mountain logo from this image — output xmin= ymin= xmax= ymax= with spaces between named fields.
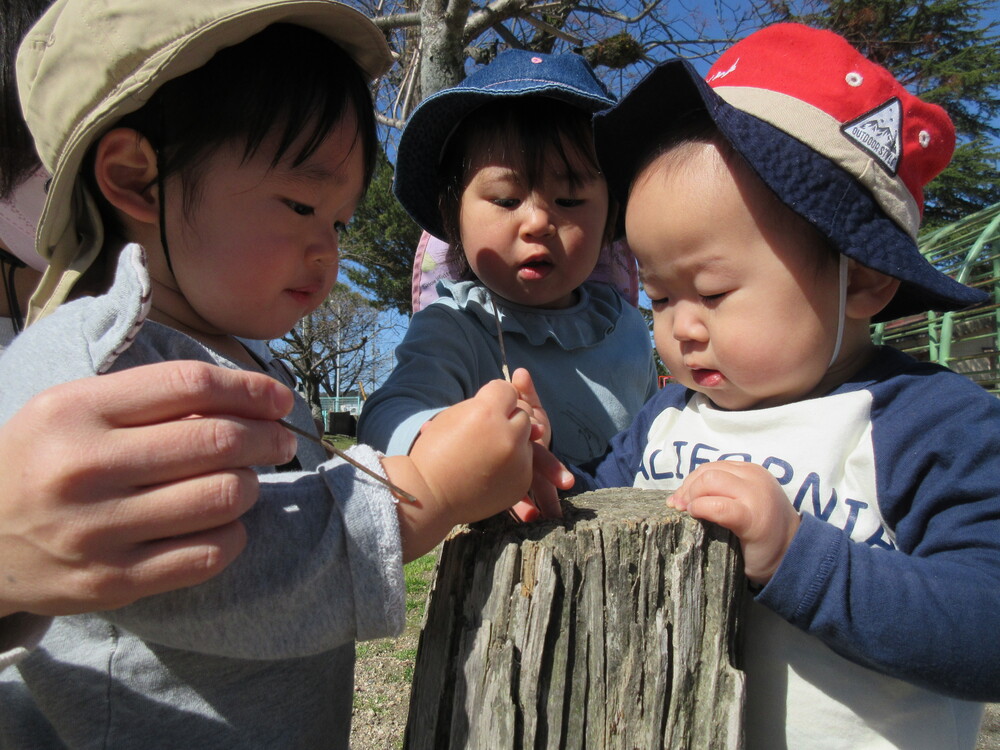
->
xmin=841 ymin=98 xmax=902 ymax=175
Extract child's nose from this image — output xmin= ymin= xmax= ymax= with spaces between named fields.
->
xmin=307 ymin=232 xmax=339 ymax=268
xmin=672 ymin=301 xmax=708 ymax=342
xmin=520 ymin=200 xmax=555 ymax=238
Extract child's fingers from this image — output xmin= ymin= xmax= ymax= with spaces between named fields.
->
xmin=525 ymin=444 xmax=570 ymax=520
xmin=511 ymin=368 xmax=553 ymax=448
xmin=477 ymin=380 xmax=530 ymax=431
xmin=510 ymin=498 xmax=541 ymax=522
xmin=686 ymin=494 xmax=754 ymax=537
xmin=528 ymin=484 xmax=560 ymax=519
xmin=673 ymin=462 xmax=756 ymax=506
xmin=532 ymin=442 xmax=574 ymax=491
xmin=511 ymin=367 xmax=540 ymax=407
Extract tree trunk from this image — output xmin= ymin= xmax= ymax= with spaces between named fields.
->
xmin=403 ymin=488 xmax=747 ymax=750
xmin=418 ymin=0 xmax=471 ymax=97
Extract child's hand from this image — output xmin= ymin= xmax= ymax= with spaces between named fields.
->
xmin=511 ymin=368 xmax=552 ymax=448
xmin=384 ymin=380 xmax=538 ymax=560
xmin=668 ymin=461 xmax=800 ymax=586
xmin=508 ymin=368 xmax=572 ymax=520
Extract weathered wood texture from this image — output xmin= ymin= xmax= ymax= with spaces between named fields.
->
xmin=403 ymin=488 xmax=746 ymax=750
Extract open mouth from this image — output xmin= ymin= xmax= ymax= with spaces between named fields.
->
xmin=691 ymin=368 xmax=724 ymax=388
xmin=518 ymin=259 xmax=553 ymax=280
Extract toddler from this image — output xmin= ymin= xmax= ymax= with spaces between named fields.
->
xmin=358 ymin=50 xmax=657 ymax=517
xmin=577 ymin=23 xmax=998 ymax=749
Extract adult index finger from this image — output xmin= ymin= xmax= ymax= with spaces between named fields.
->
xmin=81 ymin=361 xmax=294 ymax=427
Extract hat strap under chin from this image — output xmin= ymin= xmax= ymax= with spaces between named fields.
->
xmin=829 ymin=254 xmax=848 ymax=368
xmin=0 ymin=247 xmax=27 ymax=334
xmin=154 ymin=100 xmax=175 ymax=279
xmin=156 ymin=165 xmax=174 ymax=278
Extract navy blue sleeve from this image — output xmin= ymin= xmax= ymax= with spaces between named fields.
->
xmin=569 ymin=386 xmax=691 ymax=491
xmin=357 ymin=306 xmax=490 ymax=454
xmin=760 ymin=364 xmax=1000 ymax=700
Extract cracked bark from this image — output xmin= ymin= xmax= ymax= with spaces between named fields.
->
xmin=403 ymin=487 xmax=747 ymax=749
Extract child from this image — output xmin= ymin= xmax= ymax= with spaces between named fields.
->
xmin=0 ymin=0 xmax=566 ymax=746
xmin=577 ymin=23 xmax=999 ymax=749
xmin=357 ymin=50 xmax=658 ymax=514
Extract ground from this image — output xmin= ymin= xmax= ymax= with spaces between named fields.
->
xmin=350 ymin=550 xmax=1000 ymax=749
xmin=350 ymin=552 xmax=434 ymax=750
xmin=981 ymin=704 xmax=1000 ymax=750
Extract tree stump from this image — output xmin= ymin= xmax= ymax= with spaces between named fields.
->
xmin=403 ymin=488 xmax=747 ymax=750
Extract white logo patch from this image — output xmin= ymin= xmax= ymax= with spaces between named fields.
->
xmin=841 ymin=98 xmax=902 ymax=175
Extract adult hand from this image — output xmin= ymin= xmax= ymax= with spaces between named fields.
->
xmin=0 ymin=361 xmax=298 ymax=617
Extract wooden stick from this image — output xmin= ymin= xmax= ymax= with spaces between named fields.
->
xmin=277 ymin=419 xmax=419 ymax=505
xmin=491 ymin=295 xmax=512 ymax=382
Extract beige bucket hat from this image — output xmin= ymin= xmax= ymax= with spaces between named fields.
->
xmin=18 ymin=0 xmax=393 ymax=323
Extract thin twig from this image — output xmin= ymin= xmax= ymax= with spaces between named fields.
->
xmin=490 ymin=294 xmax=532 ymax=523
xmin=277 ymin=419 xmax=419 ymax=505
xmin=491 ymin=294 xmax=512 ymax=382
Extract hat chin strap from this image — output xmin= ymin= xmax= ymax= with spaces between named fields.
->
xmin=828 ymin=255 xmax=848 ymax=368
xmin=156 ymin=164 xmax=175 ymax=278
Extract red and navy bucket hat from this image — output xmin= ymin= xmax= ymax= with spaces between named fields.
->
xmin=594 ymin=23 xmax=987 ymax=321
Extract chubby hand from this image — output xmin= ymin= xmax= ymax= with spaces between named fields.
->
xmin=508 ymin=368 xmax=573 ymax=521
xmin=386 ymin=379 xmax=565 ymax=559
xmin=668 ymin=461 xmax=801 ymax=586
xmin=412 ymin=379 xmax=536 ymax=519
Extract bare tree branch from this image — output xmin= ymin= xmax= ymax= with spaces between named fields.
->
xmin=521 ymin=14 xmax=582 ymax=45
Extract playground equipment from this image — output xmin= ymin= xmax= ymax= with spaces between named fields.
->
xmin=874 ymin=202 xmax=1000 ymax=395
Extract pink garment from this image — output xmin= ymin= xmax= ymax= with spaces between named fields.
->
xmin=410 ymin=231 xmax=640 ymax=313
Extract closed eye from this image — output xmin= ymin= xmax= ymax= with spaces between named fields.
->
xmin=491 ymin=198 xmax=520 ymax=208
xmin=285 ymin=199 xmax=314 ymax=217
xmin=555 ymin=198 xmax=585 ymax=208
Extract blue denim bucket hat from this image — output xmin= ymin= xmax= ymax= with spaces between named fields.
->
xmin=394 ymin=49 xmax=615 ymax=238
xmin=595 ymin=23 xmax=987 ymax=322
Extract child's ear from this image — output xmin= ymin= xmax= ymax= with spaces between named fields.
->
xmin=845 ymin=260 xmax=901 ymax=320
xmin=92 ymin=128 xmax=160 ymax=225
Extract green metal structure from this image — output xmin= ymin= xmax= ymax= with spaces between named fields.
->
xmin=873 ymin=202 xmax=1000 ymax=395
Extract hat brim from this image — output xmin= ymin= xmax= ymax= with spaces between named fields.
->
xmin=26 ymin=0 xmax=392 ymax=322
xmin=594 ymin=59 xmax=987 ymax=322
xmin=394 ymin=81 xmax=615 ymax=239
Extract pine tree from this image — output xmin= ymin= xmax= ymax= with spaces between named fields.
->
xmin=340 ymin=149 xmax=423 ymax=315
